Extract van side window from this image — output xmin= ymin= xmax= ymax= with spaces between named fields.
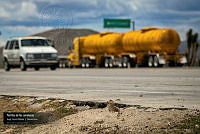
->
xmin=14 ymin=41 xmax=19 ymax=49
xmin=9 ymin=41 xmax=14 ymax=50
xmin=5 ymin=41 xmax=10 ymax=49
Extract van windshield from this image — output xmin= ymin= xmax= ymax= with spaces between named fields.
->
xmin=21 ymin=39 xmax=50 ymax=47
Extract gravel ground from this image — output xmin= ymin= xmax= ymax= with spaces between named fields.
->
xmin=24 ymin=107 xmax=199 ymax=134
xmin=0 ymin=95 xmax=200 ymax=134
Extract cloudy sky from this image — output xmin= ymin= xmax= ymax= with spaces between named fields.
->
xmin=0 ymin=0 xmax=200 ymax=46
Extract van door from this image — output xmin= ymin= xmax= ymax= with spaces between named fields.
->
xmin=3 ymin=41 xmax=10 ymax=60
xmin=13 ymin=40 xmax=20 ymax=65
xmin=7 ymin=40 xmax=14 ymax=64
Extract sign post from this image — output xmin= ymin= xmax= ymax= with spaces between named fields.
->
xmin=132 ymin=21 xmax=135 ymax=31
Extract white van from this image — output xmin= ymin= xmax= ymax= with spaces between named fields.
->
xmin=3 ymin=36 xmax=58 ymax=71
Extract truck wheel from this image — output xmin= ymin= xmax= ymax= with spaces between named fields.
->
xmin=34 ymin=67 xmax=40 ymax=71
xmin=122 ymin=57 xmax=128 ymax=68
xmin=153 ymin=56 xmax=159 ymax=67
xmin=50 ymin=66 xmax=56 ymax=70
xmin=4 ymin=60 xmax=11 ymax=71
xmin=85 ymin=63 xmax=90 ymax=68
xmin=104 ymin=59 xmax=109 ymax=68
xmin=20 ymin=60 xmax=27 ymax=71
xmin=80 ymin=58 xmax=87 ymax=68
xmin=118 ymin=63 xmax=122 ymax=68
xmin=109 ymin=63 xmax=113 ymax=68
xmin=81 ymin=63 xmax=86 ymax=68
xmin=59 ymin=62 xmax=65 ymax=68
xmin=148 ymin=56 xmax=153 ymax=67
xmin=123 ymin=63 xmax=127 ymax=68
xmin=105 ymin=63 xmax=109 ymax=68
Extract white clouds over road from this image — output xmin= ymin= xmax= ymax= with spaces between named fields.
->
xmin=0 ymin=0 xmax=199 ymax=40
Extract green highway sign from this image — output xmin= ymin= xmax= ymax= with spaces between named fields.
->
xmin=104 ymin=19 xmax=131 ymax=28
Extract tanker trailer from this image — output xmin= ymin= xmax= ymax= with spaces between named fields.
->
xmin=67 ymin=32 xmax=136 ymax=68
xmin=67 ymin=27 xmax=187 ymax=68
xmin=121 ymin=27 xmax=187 ymax=67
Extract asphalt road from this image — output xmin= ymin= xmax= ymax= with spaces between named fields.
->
xmin=0 ymin=68 xmax=200 ymax=109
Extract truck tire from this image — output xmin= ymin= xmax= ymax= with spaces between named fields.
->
xmin=59 ymin=62 xmax=65 ymax=68
xmin=123 ymin=63 xmax=127 ymax=68
xmin=85 ymin=58 xmax=91 ymax=68
xmin=85 ymin=63 xmax=90 ymax=68
xmin=148 ymin=56 xmax=153 ymax=67
xmin=20 ymin=60 xmax=27 ymax=71
xmin=105 ymin=63 xmax=109 ymax=68
xmin=108 ymin=59 xmax=113 ymax=68
xmin=81 ymin=63 xmax=86 ymax=68
xmin=153 ymin=56 xmax=159 ymax=67
xmin=109 ymin=63 xmax=113 ymax=68
xmin=104 ymin=59 xmax=109 ymax=68
xmin=4 ymin=60 xmax=11 ymax=71
xmin=118 ymin=63 xmax=122 ymax=68
xmin=80 ymin=58 xmax=89 ymax=68
xmin=122 ymin=57 xmax=128 ymax=68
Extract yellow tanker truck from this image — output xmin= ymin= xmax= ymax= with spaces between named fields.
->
xmin=67 ymin=27 xmax=187 ymax=68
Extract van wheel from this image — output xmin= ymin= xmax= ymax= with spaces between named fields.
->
xmin=34 ymin=67 xmax=40 ymax=71
xmin=20 ymin=60 xmax=27 ymax=71
xmin=4 ymin=60 xmax=10 ymax=71
xmin=50 ymin=66 xmax=56 ymax=70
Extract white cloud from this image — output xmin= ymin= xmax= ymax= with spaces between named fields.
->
xmin=0 ymin=1 xmax=40 ymax=21
xmin=0 ymin=0 xmax=199 ymax=42
xmin=5 ymin=26 xmax=53 ymax=35
xmin=165 ymin=9 xmax=200 ymax=16
xmin=19 ymin=1 xmax=39 ymax=19
xmin=0 ymin=7 xmax=10 ymax=18
xmin=73 ymin=11 xmax=97 ymax=19
xmin=174 ymin=24 xmax=199 ymax=41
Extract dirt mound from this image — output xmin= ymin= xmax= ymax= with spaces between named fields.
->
xmin=33 ymin=28 xmax=98 ymax=56
xmin=25 ymin=106 xmax=199 ymax=134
